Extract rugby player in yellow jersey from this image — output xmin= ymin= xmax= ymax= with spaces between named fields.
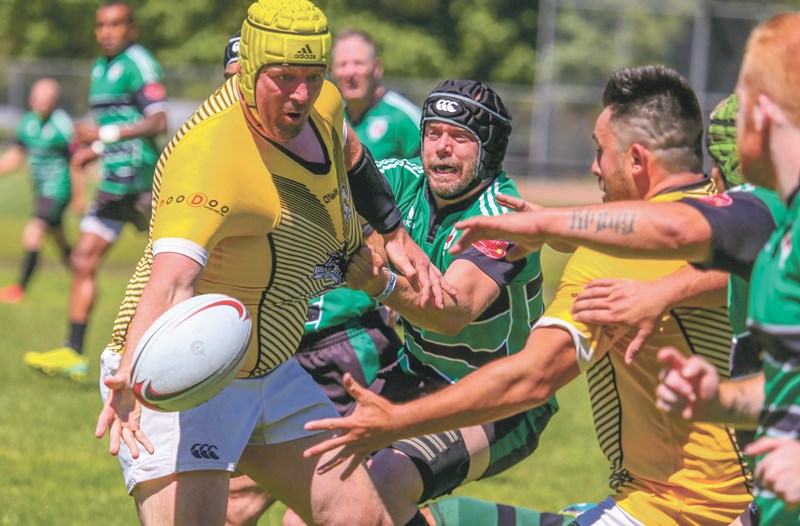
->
xmin=93 ymin=1 xmax=451 ymax=525
xmin=305 ymin=66 xmax=752 ymax=525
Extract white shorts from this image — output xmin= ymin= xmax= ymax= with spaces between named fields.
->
xmin=574 ymin=497 xmax=644 ymax=526
xmin=99 ymin=347 xmax=338 ymax=494
xmin=80 ymin=215 xmax=124 ymax=243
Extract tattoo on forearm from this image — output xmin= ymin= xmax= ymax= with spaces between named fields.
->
xmin=569 ymin=211 xmax=636 ymax=235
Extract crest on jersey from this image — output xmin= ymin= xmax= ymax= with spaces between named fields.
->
xmin=472 ymin=239 xmax=509 ymax=259
xmin=444 ymin=227 xmax=458 ymax=251
xmin=367 ymin=117 xmax=389 ymax=142
xmin=779 ymin=231 xmax=793 ymax=269
xmin=108 ymin=64 xmax=123 ymax=81
xmin=312 ymin=248 xmax=347 ymax=285
xmin=697 ymin=193 xmax=733 ymax=207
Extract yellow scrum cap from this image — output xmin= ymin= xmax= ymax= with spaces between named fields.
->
xmin=239 ymin=0 xmax=331 ymax=112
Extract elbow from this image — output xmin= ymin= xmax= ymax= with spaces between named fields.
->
xmin=524 ymin=379 xmax=558 ymax=407
xmin=436 ymin=314 xmax=472 ymax=336
xmin=661 ymin=212 xmax=710 ymax=255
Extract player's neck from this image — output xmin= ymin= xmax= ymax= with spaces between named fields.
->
xmin=644 ymin=171 xmax=705 ymax=200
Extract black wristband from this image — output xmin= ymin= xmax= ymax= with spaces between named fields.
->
xmin=347 ymin=146 xmax=402 ymax=234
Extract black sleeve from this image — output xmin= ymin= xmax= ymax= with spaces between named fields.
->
xmin=133 ymin=81 xmax=168 ymax=115
xmin=681 ymin=192 xmax=777 ymax=279
xmin=347 ymin=146 xmax=402 ymax=234
xmin=452 ymin=241 xmax=528 ymax=289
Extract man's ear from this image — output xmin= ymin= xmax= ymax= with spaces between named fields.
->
xmin=629 ymin=143 xmax=647 ymax=176
xmin=374 ymin=57 xmax=384 ymax=80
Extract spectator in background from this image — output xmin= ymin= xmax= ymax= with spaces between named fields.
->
xmin=0 ymin=78 xmax=75 ymax=304
xmin=331 ymin=28 xmax=421 ymax=160
xmin=24 ymin=1 xmax=168 ymax=382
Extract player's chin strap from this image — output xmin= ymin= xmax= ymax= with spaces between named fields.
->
xmin=347 ymin=146 xmax=402 ymax=234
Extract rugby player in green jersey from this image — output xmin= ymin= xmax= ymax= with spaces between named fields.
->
xmin=285 ymin=79 xmax=557 ymax=526
xmin=24 ymin=1 xmax=168 ymax=381
xmin=0 ymin=78 xmax=74 ymax=304
xmin=655 ymin=14 xmax=800 ymax=524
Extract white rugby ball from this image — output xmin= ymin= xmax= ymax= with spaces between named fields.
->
xmin=131 ymin=293 xmax=252 ymax=412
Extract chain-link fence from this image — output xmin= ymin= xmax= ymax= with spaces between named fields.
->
xmin=2 ymin=0 xmax=798 ymax=179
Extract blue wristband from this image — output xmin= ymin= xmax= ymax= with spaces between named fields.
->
xmin=372 ymin=269 xmax=397 ymax=302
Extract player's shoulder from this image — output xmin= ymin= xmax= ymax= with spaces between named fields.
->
xmin=377 ymin=156 xmax=424 ymax=177
xmin=120 ymin=43 xmax=164 ymax=80
xmin=50 ymin=109 xmax=74 ymax=136
xmin=16 ymin=110 xmax=35 ymax=128
xmin=728 ymin=183 xmax=785 ymax=210
xmin=380 ymin=91 xmax=422 ymax=124
xmin=473 ymin=172 xmax=520 ymax=218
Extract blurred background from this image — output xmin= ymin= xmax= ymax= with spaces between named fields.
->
xmin=1 ymin=1 xmax=798 ymax=523
xmin=2 ymin=0 xmax=799 ymax=179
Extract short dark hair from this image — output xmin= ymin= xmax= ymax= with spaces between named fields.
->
xmin=602 ymin=65 xmax=704 ymax=173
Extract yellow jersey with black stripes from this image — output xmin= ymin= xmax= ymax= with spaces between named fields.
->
xmin=108 ymin=77 xmax=363 ymax=377
xmin=535 ymin=178 xmax=752 ymax=525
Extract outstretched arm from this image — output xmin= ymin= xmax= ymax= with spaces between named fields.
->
xmin=95 ymin=252 xmax=201 ymax=457
xmin=75 ymin=111 xmax=167 ymax=145
xmin=343 ymin=127 xmax=455 ymax=307
xmin=450 ymin=200 xmax=713 ymax=263
xmin=0 ymin=144 xmax=26 ymax=176
xmin=303 ymin=326 xmax=579 ymax=471
xmin=347 ymin=246 xmax=498 ymax=334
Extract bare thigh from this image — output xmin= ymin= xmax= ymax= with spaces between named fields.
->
xmin=238 ymin=433 xmax=390 ymax=526
xmin=133 ymin=470 xmax=231 ymax=526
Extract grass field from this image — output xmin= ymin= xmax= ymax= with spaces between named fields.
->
xmin=0 ymin=171 xmax=611 ymax=525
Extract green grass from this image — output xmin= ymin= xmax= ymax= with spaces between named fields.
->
xmin=0 ymin=172 xmax=609 ymax=524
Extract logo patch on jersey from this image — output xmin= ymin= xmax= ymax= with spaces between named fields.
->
xmin=472 ymin=239 xmax=509 ymax=259
xmin=313 ymin=248 xmax=347 ymax=285
xmin=444 ymin=228 xmax=458 ymax=251
xmin=367 ymin=117 xmax=389 ymax=142
xmin=160 ymin=194 xmax=229 ymax=216
xmin=143 ymin=82 xmax=166 ymax=102
xmin=779 ymin=231 xmax=793 ymax=269
xmin=108 ymin=64 xmax=123 ymax=81
xmin=697 ymin=193 xmax=733 ymax=207
xmin=41 ymin=124 xmax=55 ymax=140
xmin=25 ymin=120 xmax=40 ymax=136
xmin=187 ymin=192 xmax=208 ymax=207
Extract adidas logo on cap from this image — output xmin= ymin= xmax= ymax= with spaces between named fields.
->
xmin=435 ymin=99 xmax=459 ymax=113
xmin=294 ymin=44 xmax=317 ymax=60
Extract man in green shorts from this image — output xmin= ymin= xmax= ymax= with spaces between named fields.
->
xmin=0 ymin=78 xmax=74 ymax=304
xmin=288 ymin=79 xmax=557 ymax=526
xmin=24 ymin=1 xmax=167 ymax=381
